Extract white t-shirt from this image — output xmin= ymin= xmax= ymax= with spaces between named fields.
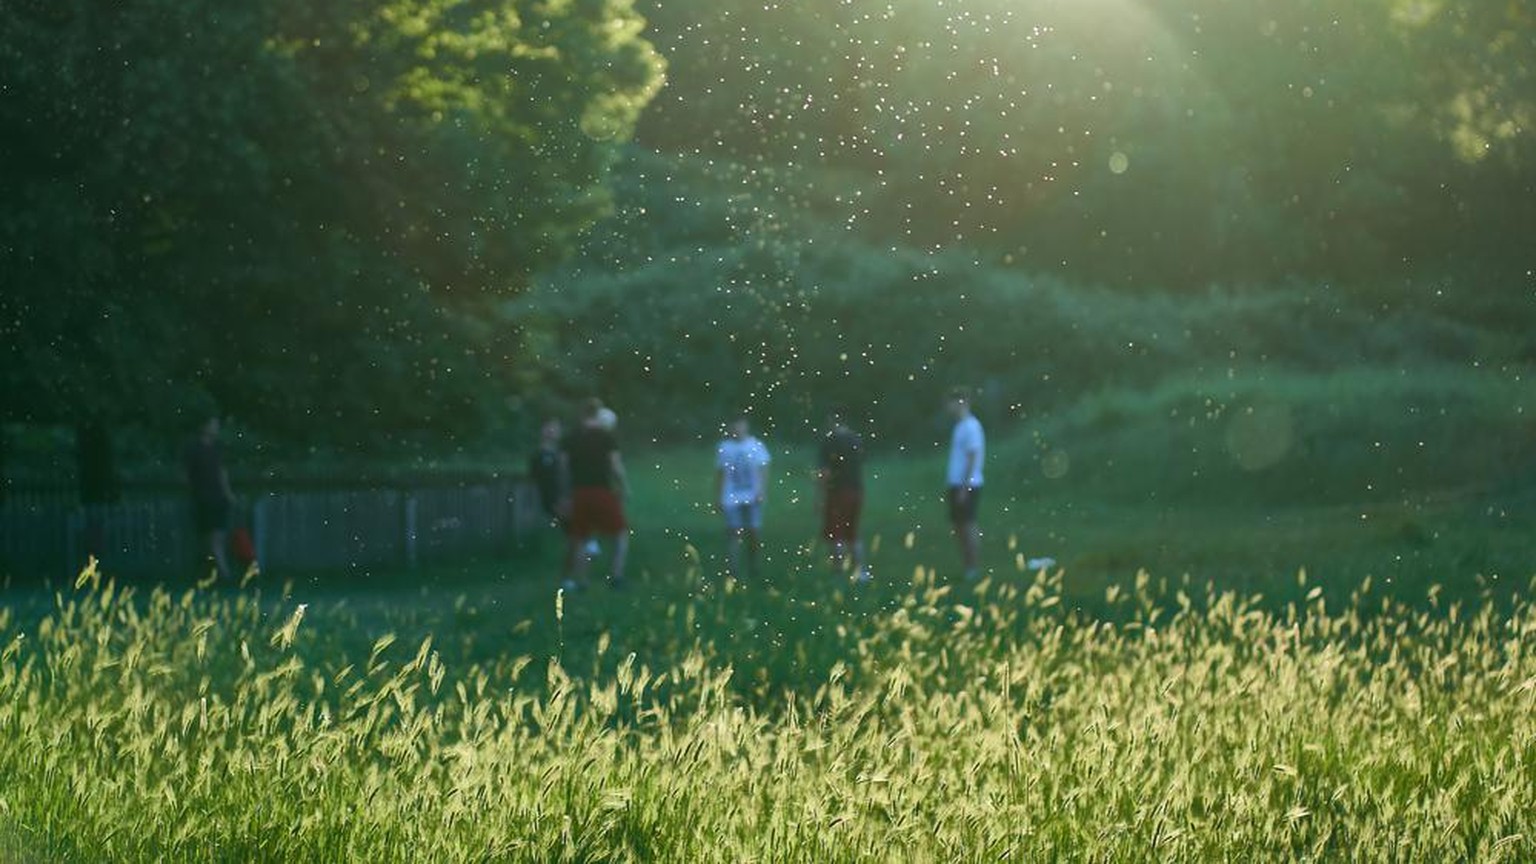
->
xmin=717 ymin=436 xmax=771 ymax=506
xmin=946 ymin=415 xmax=985 ymax=487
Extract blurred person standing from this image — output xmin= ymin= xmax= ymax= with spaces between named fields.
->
xmin=559 ymin=399 xmax=629 ymax=591
xmin=818 ymin=409 xmax=868 ymax=582
xmin=944 ymin=388 xmax=985 ymax=582
xmin=528 ymin=418 xmax=566 ymax=531
xmin=716 ymin=414 xmax=771 ymax=580
xmin=77 ymin=421 xmax=120 ymax=561
xmin=184 ymin=416 xmax=236 ymax=581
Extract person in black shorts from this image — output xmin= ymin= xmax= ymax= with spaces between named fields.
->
xmin=559 ymin=399 xmax=629 ymax=590
xmin=944 ymin=388 xmax=985 ymax=581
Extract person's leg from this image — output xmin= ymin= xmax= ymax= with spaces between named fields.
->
xmin=833 ymin=490 xmax=866 ymax=579
xmin=851 ymin=493 xmax=867 ymax=579
xmin=960 ymin=521 xmax=980 ymax=576
xmin=822 ymin=502 xmax=840 ymax=569
xmin=744 ymin=528 xmax=760 ymax=577
xmin=725 ymin=526 xmax=743 ymax=579
xmin=829 ymin=535 xmax=854 ymax=568
xmin=745 ymin=502 xmax=764 ymax=577
xmin=563 ymin=491 xmax=590 ymax=589
xmin=824 ymin=493 xmax=847 ymax=572
xmin=563 ymin=533 xmax=592 ymax=589
xmin=964 ymin=488 xmax=982 ymax=577
xmin=948 ymin=487 xmax=980 ymax=580
xmin=722 ymin=503 xmax=746 ymax=579
xmin=947 ymin=487 xmax=964 ymax=574
xmin=209 ymin=529 xmax=231 ymax=581
xmin=608 ymin=530 xmax=629 ymax=584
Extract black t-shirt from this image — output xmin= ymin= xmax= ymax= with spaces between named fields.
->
xmin=562 ymin=426 xmax=618 ymax=489
xmin=819 ymin=428 xmax=863 ymax=490
xmin=528 ymin=447 xmax=563 ymax=514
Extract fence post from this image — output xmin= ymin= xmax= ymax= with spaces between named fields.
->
xmin=403 ymin=492 xmax=418 ymax=569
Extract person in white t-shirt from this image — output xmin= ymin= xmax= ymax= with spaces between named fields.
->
xmin=716 ymin=415 xmax=771 ymax=579
xmin=945 ymin=388 xmax=985 ymax=581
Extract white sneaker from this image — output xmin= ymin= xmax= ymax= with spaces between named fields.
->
xmin=853 ymin=567 xmax=871 ymax=584
xmin=1026 ymin=557 xmax=1057 ymax=571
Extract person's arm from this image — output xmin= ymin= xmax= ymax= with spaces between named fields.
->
xmin=610 ymin=451 xmax=627 ymax=498
xmin=754 ymin=444 xmax=770 ymax=504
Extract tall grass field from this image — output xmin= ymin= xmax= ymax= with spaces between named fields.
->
xmin=3 ymin=437 xmax=1535 ymax=861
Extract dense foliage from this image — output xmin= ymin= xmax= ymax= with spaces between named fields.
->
xmin=516 ymin=0 xmax=1534 ymax=446
xmin=0 ymin=0 xmax=663 ymax=442
xmin=519 ymin=151 xmax=1534 ymax=454
xmin=4 ymin=0 xmax=1533 ymax=469
xmin=636 ymin=0 xmax=1536 ymax=286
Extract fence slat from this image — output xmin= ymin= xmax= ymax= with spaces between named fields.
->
xmin=0 ymin=479 xmax=539 ymax=579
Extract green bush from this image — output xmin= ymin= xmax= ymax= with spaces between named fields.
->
xmin=520 ymin=151 xmax=1526 ymax=458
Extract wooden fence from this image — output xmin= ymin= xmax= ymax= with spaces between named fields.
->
xmin=0 ymin=477 xmax=544 ymax=581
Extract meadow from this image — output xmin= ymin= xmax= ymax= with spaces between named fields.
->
xmin=8 ymin=0 xmax=1534 ymax=858
xmin=2 ymin=439 xmax=1534 ymax=862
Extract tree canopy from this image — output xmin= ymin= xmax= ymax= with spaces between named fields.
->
xmin=5 ymin=0 xmax=1532 ymax=456
xmin=1 ymin=0 xmax=663 ymax=444
xmin=633 ymin=0 xmax=1535 ymax=287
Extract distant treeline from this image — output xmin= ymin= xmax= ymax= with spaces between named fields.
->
xmin=523 ymin=149 xmax=1534 ymax=446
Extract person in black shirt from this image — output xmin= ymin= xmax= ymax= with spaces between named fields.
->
xmin=184 ymin=416 xmax=236 ymax=581
xmin=559 ymin=399 xmax=629 ymax=590
xmin=818 ymin=409 xmax=868 ymax=582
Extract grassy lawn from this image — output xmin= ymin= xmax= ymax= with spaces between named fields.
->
xmin=237 ymin=440 xmax=1535 ymax=677
xmin=2 ymin=440 xmax=1533 ymax=860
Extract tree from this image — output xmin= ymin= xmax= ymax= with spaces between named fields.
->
xmin=0 ymin=0 xmax=664 ymax=449
xmin=629 ymin=0 xmax=1533 ymax=287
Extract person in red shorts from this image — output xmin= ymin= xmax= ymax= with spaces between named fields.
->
xmin=559 ymin=398 xmax=629 ymax=590
xmin=818 ymin=409 xmax=868 ymax=583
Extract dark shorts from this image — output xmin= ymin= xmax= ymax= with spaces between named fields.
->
xmin=947 ymin=486 xmax=981 ymax=525
xmin=823 ymin=487 xmax=863 ymax=542
xmin=193 ymin=498 xmax=231 ymax=536
xmin=567 ymin=487 xmax=626 ymax=537
xmin=723 ymin=501 xmax=763 ymax=532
